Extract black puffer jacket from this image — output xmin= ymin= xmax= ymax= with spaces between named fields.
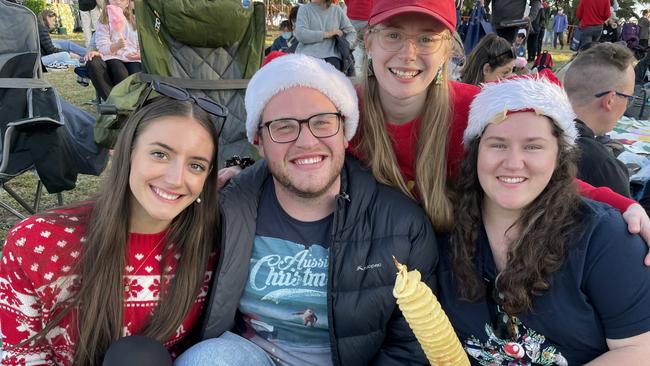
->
xmin=200 ymin=155 xmax=438 ymax=365
xmin=38 ymin=23 xmax=61 ymax=56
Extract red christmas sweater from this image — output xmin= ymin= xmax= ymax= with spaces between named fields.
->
xmin=0 ymin=207 xmax=216 ymax=365
xmin=349 ymin=81 xmax=634 ymax=212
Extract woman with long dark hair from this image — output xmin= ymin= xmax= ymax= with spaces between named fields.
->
xmin=460 ymin=33 xmax=516 ymax=85
xmin=438 ymin=77 xmax=650 ymax=364
xmin=0 ymin=95 xmax=221 ymax=365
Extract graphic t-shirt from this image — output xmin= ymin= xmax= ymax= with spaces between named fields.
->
xmin=437 ymin=201 xmax=650 ymax=365
xmin=238 ymin=178 xmax=333 ymax=366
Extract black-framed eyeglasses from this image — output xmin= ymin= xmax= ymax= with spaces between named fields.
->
xmin=139 ymin=80 xmax=229 ymax=135
xmin=594 ymin=90 xmax=640 ymax=105
xmin=369 ymin=27 xmax=451 ymax=55
xmin=259 ymin=112 xmax=343 ymax=143
xmin=485 ymin=278 xmax=520 ymax=341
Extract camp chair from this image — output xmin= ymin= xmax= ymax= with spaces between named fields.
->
xmin=0 ymin=0 xmax=65 ymax=219
xmin=95 ymin=0 xmax=266 ymax=168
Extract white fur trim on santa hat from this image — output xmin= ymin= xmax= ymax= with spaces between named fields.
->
xmin=244 ymin=54 xmax=359 ymax=143
xmin=464 ymin=77 xmax=578 ymax=147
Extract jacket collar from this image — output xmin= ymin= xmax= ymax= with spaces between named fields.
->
xmin=574 ymin=118 xmax=595 ymax=139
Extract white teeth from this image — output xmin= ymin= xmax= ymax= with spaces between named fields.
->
xmin=499 ymin=177 xmax=525 ymax=184
xmin=153 ymin=187 xmax=180 ymax=200
xmin=390 ymin=68 xmax=419 ymax=78
xmin=295 ymin=156 xmax=323 ymax=165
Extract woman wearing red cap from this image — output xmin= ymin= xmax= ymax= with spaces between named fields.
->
xmin=349 ymin=0 xmax=650 ymax=254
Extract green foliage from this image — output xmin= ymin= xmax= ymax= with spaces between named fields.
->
xmin=21 ymin=0 xmax=47 ymax=19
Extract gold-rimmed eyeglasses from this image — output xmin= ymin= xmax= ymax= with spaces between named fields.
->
xmin=369 ymin=28 xmax=451 ymax=54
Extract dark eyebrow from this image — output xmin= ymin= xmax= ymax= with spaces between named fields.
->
xmin=150 ymin=142 xmax=211 ymax=163
xmin=482 ymin=136 xmax=550 ymax=143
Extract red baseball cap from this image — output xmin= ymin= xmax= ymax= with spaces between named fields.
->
xmin=368 ymin=0 xmax=456 ymax=31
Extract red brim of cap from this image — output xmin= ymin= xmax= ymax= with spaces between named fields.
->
xmin=368 ymin=6 xmax=455 ymax=32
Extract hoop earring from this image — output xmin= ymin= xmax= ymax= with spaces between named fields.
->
xmin=434 ymin=66 xmax=444 ymax=85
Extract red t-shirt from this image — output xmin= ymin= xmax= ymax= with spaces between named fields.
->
xmin=576 ymin=0 xmax=610 ymax=28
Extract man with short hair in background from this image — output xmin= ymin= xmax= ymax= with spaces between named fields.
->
xmin=564 ymin=42 xmax=634 ymax=197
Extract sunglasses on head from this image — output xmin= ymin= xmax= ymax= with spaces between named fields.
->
xmin=485 ymin=277 xmax=520 ymax=340
xmin=489 ymin=47 xmax=517 ymax=64
xmin=139 ymin=80 xmax=229 ymax=135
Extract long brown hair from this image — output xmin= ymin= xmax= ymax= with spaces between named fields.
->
xmin=22 ymin=97 xmax=220 ymax=365
xmin=460 ymin=33 xmax=514 ymax=85
xmin=450 ymin=120 xmax=580 ymax=315
xmin=355 ymin=28 xmax=453 ymax=231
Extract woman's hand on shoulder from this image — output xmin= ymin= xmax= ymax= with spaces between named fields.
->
xmin=622 ymin=203 xmax=650 ymax=266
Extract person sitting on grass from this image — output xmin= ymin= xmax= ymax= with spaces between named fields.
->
xmin=38 ymin=10 xmax=85 ymax=69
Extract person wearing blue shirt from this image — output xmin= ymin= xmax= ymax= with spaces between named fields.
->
xmin=439 ymin=76 xmax=650 ymax=365
xmin=552 ymin=8 xmax=568 ymax=49
xmin=267 ymin=20 xmax=295 ymax=55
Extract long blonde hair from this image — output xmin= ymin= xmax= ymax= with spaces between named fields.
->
xmin=356 ymin=29 xmax=453 ymax=231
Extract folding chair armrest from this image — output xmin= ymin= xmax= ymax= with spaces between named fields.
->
xmin=7 ymin=117 xmax=64 ymax=129
xmin=0 ymin=78 xmax=52 ymax=89
xmin=0 ymin=118 xmax=63 ymax=174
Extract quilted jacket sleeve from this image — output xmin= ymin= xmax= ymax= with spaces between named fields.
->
xmin=372 ymin=213 xmax=438 ymax=365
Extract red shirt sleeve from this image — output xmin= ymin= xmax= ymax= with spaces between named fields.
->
xmin=577 ymin=178 xmax=635 ymax=212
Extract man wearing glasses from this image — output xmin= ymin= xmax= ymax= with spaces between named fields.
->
xmin=565 ymin=42 xmax=636 ymax=197
xmin=188 ymin=54 xmax=435 ymax=366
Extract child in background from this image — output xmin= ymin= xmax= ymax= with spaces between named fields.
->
xmin=515 ymin=29 xmax=527 ymax=58
xmin=269 ymin=20 xmax=293 ymax=54
xmin=106 ymin=3 xmax=138 ymax=60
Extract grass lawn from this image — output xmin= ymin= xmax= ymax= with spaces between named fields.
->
xmin=0 ymin=32 xmax=576 ymax=243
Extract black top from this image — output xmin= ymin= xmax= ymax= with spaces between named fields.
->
xmin=575 ymin=119 xmax=631 ymax=197
xmin=438 ymin=199 xmax=650 ymax=365
xmin=38 ymin=23 xmax=62 ymax=56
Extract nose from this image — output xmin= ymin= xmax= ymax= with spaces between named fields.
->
xmin=399 ymin=38 xmax=418 ymax=60
xmin=502 ymin=148 xmax=525 ymax=170
xmin=164 ymin=160 xmax=185 ymax=187
xmin=293 ymin=122 xmax=320 ymax=148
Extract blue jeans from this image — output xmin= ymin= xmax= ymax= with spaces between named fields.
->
xmin=579 ymin=25 xmax=603 ymax=47
xmin=41 ymin=51 xmax=80 ymax=68
xmin=174 ymin=332 xmax=275 ymax=366
xmin=53 ymin=39 xmax=87 ymax=58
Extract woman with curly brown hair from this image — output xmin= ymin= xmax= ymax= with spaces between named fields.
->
xmin=437 ymin=76 xmax=650 ymax=365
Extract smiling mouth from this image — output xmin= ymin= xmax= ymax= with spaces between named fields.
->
xmin=498 ymin=176 xmax=527 ymax=184
xmin=151 ymin=186 xmax=181 ymax=201
xmin=292 ymin=156 xmax=324 ymax=165
xmin=389 ymin=68 xmax=422 ymax=79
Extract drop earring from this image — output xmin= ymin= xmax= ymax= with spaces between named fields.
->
xmin=367 ymin=55 xmax=375 ymax=77
xmin=434 ymin=66 xmax=444 ymax=85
